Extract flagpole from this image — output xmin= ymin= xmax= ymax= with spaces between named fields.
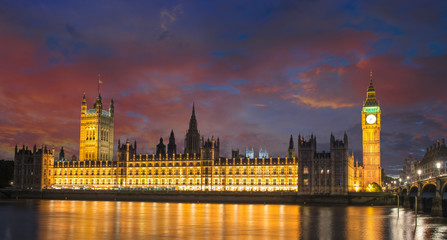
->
xmin=98 ymin=74 xmax=100 ymax=95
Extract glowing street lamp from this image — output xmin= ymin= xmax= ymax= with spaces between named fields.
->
xmin=417 ymin=169 xmax=422 ymax=181
xmin=437 ymin=162 xmax=441 ymax=176
xmin=399 ymin=178 xmax=402 ymax=185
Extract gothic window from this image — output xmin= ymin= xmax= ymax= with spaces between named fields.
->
xmin=303 ymin=166 xmax=309 ymax=174
xmin=281 ymin=179 xmax=284 ymax=185
xmin=258 ymin=179 xmax=262 ymax=185
xmin=281 ymin=167 xmax=284 ymax=175
xmin=266 ymin=179 xmax=269 ymax=185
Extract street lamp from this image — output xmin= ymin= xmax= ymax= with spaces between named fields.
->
xmin=437 ymin=162 xmax=441 ymax=176
xmin=399 ymin=178 xmax=402 ymax=185
xmin=417 ymin=169 xmax=422 ymax=181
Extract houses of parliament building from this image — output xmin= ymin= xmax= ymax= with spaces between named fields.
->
xmin=14 ymin=73 xmax=382 ymax=193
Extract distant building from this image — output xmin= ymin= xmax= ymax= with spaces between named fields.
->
xmin=246 ymin=147 xmax=254 ymax=159
xmin=400 ymin=155 xmax=419 ymax=183
xmin=259 ymin=148 xmax=268 ymax=158
xmin=417 ymin=139 xmax=447 ymax=180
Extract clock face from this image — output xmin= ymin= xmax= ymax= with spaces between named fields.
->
xmin=366 ymin=114 xmax=376 ymax=124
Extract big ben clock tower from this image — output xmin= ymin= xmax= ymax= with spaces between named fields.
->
xmin=362 ymin=71 xmax=382 ymax=188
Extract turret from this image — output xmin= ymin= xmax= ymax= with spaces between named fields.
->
xmin=109 ymin=99 xmax=114 ymax=117
xmin=94 ymin=94 xmax=103 ymax=114
xmin=81 ymin=93 xmax=87 ymax=115
xmin=344 ymin=131 xmax=348 ymax=147
xmin=167 ymin=130 xmax=177 ymax=155
xmin=59 ymin=147 xmax=65 ymax=160
xmin=288 ymin=135 xmax=295 ymax=158
xmin=156 ymin=137 xmax=166 ymax=156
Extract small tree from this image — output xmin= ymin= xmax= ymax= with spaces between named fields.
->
xmin=366 ymin=182 xmax=382 ymax=192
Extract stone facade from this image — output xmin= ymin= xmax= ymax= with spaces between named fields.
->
xmin=297 ymin=134 xmax=350 ymax=195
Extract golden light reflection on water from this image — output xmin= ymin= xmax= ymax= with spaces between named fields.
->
xmin=32 ymin=200 xmax=447 ymax=240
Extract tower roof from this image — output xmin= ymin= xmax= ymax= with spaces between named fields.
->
xmin=363 ymin=71 xmax=379 ymax=107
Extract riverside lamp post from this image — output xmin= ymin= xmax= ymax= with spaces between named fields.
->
xmin=407 ymin=176 xmax=409 ymax=184
xmin=399 ymin=178 xmax=402 ymax=186
xmin=417 ymin=170 xmax=422 ymax=181
xmin=437 ymin=162 xmax=441 ymax=176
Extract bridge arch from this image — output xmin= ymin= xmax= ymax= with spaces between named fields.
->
xmin=421 ymin=183 xmax=436 ymax=213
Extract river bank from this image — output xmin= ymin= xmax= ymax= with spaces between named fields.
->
xmin=0 ymin=189 xmax=396 ymax=205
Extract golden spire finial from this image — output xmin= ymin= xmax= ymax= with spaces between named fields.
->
xmin=370 ymin=69 xmax=373 ymax=81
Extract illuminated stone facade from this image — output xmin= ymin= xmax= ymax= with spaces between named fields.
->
xmin=14 ymin=82 xmax=378 ymax=193
xmin=361 ymin=72 xmax=382 ymax=187
xmin=15 ymin=101 xmax=298 ymax=191
xmin=79 ymin=94 xmax=114 ymax=162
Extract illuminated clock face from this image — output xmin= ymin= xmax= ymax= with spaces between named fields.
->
xmin=366 ymin=114 xmax=376 ymax=124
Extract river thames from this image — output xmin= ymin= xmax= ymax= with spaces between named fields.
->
xmin=0 ymin=200 xmax=446 ymax=239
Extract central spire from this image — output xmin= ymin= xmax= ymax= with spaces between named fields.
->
xmin=185 ymin=103 xmax=200 ymax=155
xmin=189 ymin=103 xmax=198 ymax=131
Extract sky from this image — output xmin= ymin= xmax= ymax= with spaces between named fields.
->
xmin=1 ymin=1 xmax=447 ymax=176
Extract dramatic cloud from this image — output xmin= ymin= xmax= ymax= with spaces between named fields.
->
xmin=1 ymin=0 xmax=447 ymax=176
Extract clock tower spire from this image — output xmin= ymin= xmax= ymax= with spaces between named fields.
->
xmin=362 ymin=71 xmax=382 ymax=189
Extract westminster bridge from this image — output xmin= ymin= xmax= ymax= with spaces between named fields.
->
xmin=394 ymin=174 xmax=447 ymax=217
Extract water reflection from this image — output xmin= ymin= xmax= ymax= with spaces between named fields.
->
xmin=1 ymin=200 xmax=447 ymax=239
